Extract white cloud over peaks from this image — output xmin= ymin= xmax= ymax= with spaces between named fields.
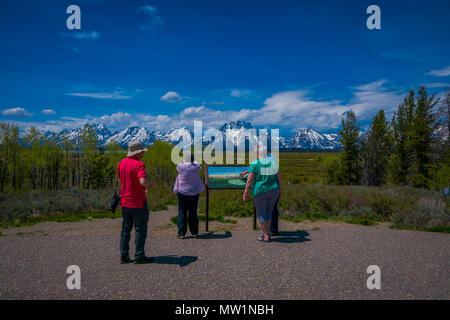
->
xmin=350 ymin=80 xmax=404 ymax=117
xmin=255 ymin=80 xmax=405 ymax=129
xmin=426 ymin=66 xmax=450 ymax=77
xmin=160 ymin=91 xmax=182 ymax=103
xmin=41 ymin=109 xmax=56 ymax=115
xmin=10 ymin=80 xmax=406 ymax=133
xmin=1 ymin=107 xmax=33 ymax=117
xmin=257 ymin=90 xmax=345 ymax=129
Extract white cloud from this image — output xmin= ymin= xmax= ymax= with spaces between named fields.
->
xmin=426 ymin=66 xmax=450 ymax=77
xmin=424 ymin=82 xmax=449 ymax=88
xmin=137 ymin=5 xmax=164 ymax=32
xmin=230 ymin=89 xmax=251 ymax=97
xmin=41 ymin=109 xmax=56 ymax=115
xmin=252 ymin=80 xmax=404 ymax=129
xmin=1 ymin=107 xmax=33 ymax=117
xmin=9 ymin=80 xmax=407 ymax=133
xmin=205 ymin=100 xmax=225 ymax=105
xmin=160 ymin=91 xmax=182 ymax=103
xmin=59 ymin=31 xmax=100 ymax=40
xmin=68 ymin=91 xmax=131 ymax=99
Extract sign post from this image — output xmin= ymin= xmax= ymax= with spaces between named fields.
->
xmin=205 ymin=184 xmax=209 ymax=232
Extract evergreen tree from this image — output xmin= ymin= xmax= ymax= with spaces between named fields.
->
xmin=410 ymin=86 xmax=438 ymax=187
xmin=339 ymin=111 xmax=360 ymax=185
xmin=90 ymin=148 xmax=115 ymax=189
xmin=437 ymin=89 xmax=450 ymax=141
xmin=427 ymin=88 xmax=449 ymax=190
xmin=388 ymin=90 xmax=415 ymax=185
xmin=361 ymin=110 xmax=392 ymax=186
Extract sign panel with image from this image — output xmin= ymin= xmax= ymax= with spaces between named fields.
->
xmin=205 ymin=165 xmax=249 ymax=189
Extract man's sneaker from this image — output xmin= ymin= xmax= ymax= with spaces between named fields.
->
xmin=133 ymin=256 xmax=154 ymax=264
xmin=121 ymin=256 xmax=131 ymax=264
xmin=177 ymin=235 xmax=185 ymax=239
xmin=270 ymin=231 xmax=280 ymax=237
xmin=191 ymin=234 xmax=198 ymax=238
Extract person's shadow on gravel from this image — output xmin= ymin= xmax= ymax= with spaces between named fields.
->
xmin=197 ymin=231 xmax=232 ymax=239
xmin=270 ymin=230 xmax=311 ymax=244
xmin=152 ymin=255 xmax=198 ymax=267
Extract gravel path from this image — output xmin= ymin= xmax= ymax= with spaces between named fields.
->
xmin=0 ymin=207 xmax=449 ymax=300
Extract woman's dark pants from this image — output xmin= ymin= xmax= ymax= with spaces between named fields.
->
xmin=120 ymin=202 xmax=149 ymax=260
xmin=177 ymin=193 xmax=200 ymax=237
xmin=270 ymin=198 xmax=279 ymax=234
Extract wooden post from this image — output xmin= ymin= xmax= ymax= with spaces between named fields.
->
xmin=205 ymin=184 xmax=209 ymax=232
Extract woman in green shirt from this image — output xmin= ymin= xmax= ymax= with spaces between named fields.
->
xmin=243 ymin=145 xmax=282 ymax=242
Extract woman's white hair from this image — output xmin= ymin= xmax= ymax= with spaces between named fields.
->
xmin=182 ymin=151 xmax=192 ymax=163
xmin=255 ymin=143 xmax=267 ymax=158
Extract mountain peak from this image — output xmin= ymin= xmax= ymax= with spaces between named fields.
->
xmin=220 ymin=120 xmax=253 ymax=132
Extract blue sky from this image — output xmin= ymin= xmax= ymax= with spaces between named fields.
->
xmin=0 ymin=0 xmax=449 ymax=135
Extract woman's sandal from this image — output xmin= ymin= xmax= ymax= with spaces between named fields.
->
xmin=257 ymin=235 xmax=271 ymax=242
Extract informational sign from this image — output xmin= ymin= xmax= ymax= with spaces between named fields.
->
xmin=205 ymin=165 xmax=249 ymax=189
xmin=204 ymin=165 xmax=256 ymax=231
xmin=444 ymin=187 xmax=450 ymax=196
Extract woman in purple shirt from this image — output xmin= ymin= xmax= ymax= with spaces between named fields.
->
xmin=173 ymin=151 xmax=205 ymax=239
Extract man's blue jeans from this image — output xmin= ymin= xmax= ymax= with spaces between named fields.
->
xmin=120 ymin=202 xmax=149 ymax=259
xmin=177 ymin=193 xmax=199 ymax=236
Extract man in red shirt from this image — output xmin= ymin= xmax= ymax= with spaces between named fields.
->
xmin=117 ymin=142 xmax=154 ymax=264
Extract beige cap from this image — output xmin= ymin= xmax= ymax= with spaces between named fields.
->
xmin=127 ymin=142 xmax=148 ymax=157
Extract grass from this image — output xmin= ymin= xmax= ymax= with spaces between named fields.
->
xmin=282 ymin=215 xmax=379 ymax=226
xmin=15 ymin=231 xmax=48 ymax=237
xmin=390 ymin=225 xmax=450 ymax=233
xmin=279 ymin=152 xmax=340 ymax=185
xmin=0 ymin=210 xmax=121 ymax=228
xmin=425 ymin=226 xmax=450 ymax=233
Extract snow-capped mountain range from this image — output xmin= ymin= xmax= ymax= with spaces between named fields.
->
xmin=280 ymin=128 xmax=341 ymax=150
xmin=45 ymin=121 xmax=344 ymax=150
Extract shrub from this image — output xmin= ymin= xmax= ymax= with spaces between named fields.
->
xmin=391 ymin=197 xmax=450 ymax=230
xmin=0 ymin=188 xmax=112 ymax=225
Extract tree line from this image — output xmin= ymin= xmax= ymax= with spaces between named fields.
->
xmin=0 ymin=125 xmax=123 ymax=192
xmin=328 ymin=87 xmax=450 ymax=189
xmin=0 ymin=122 xmax=178 ymax=193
